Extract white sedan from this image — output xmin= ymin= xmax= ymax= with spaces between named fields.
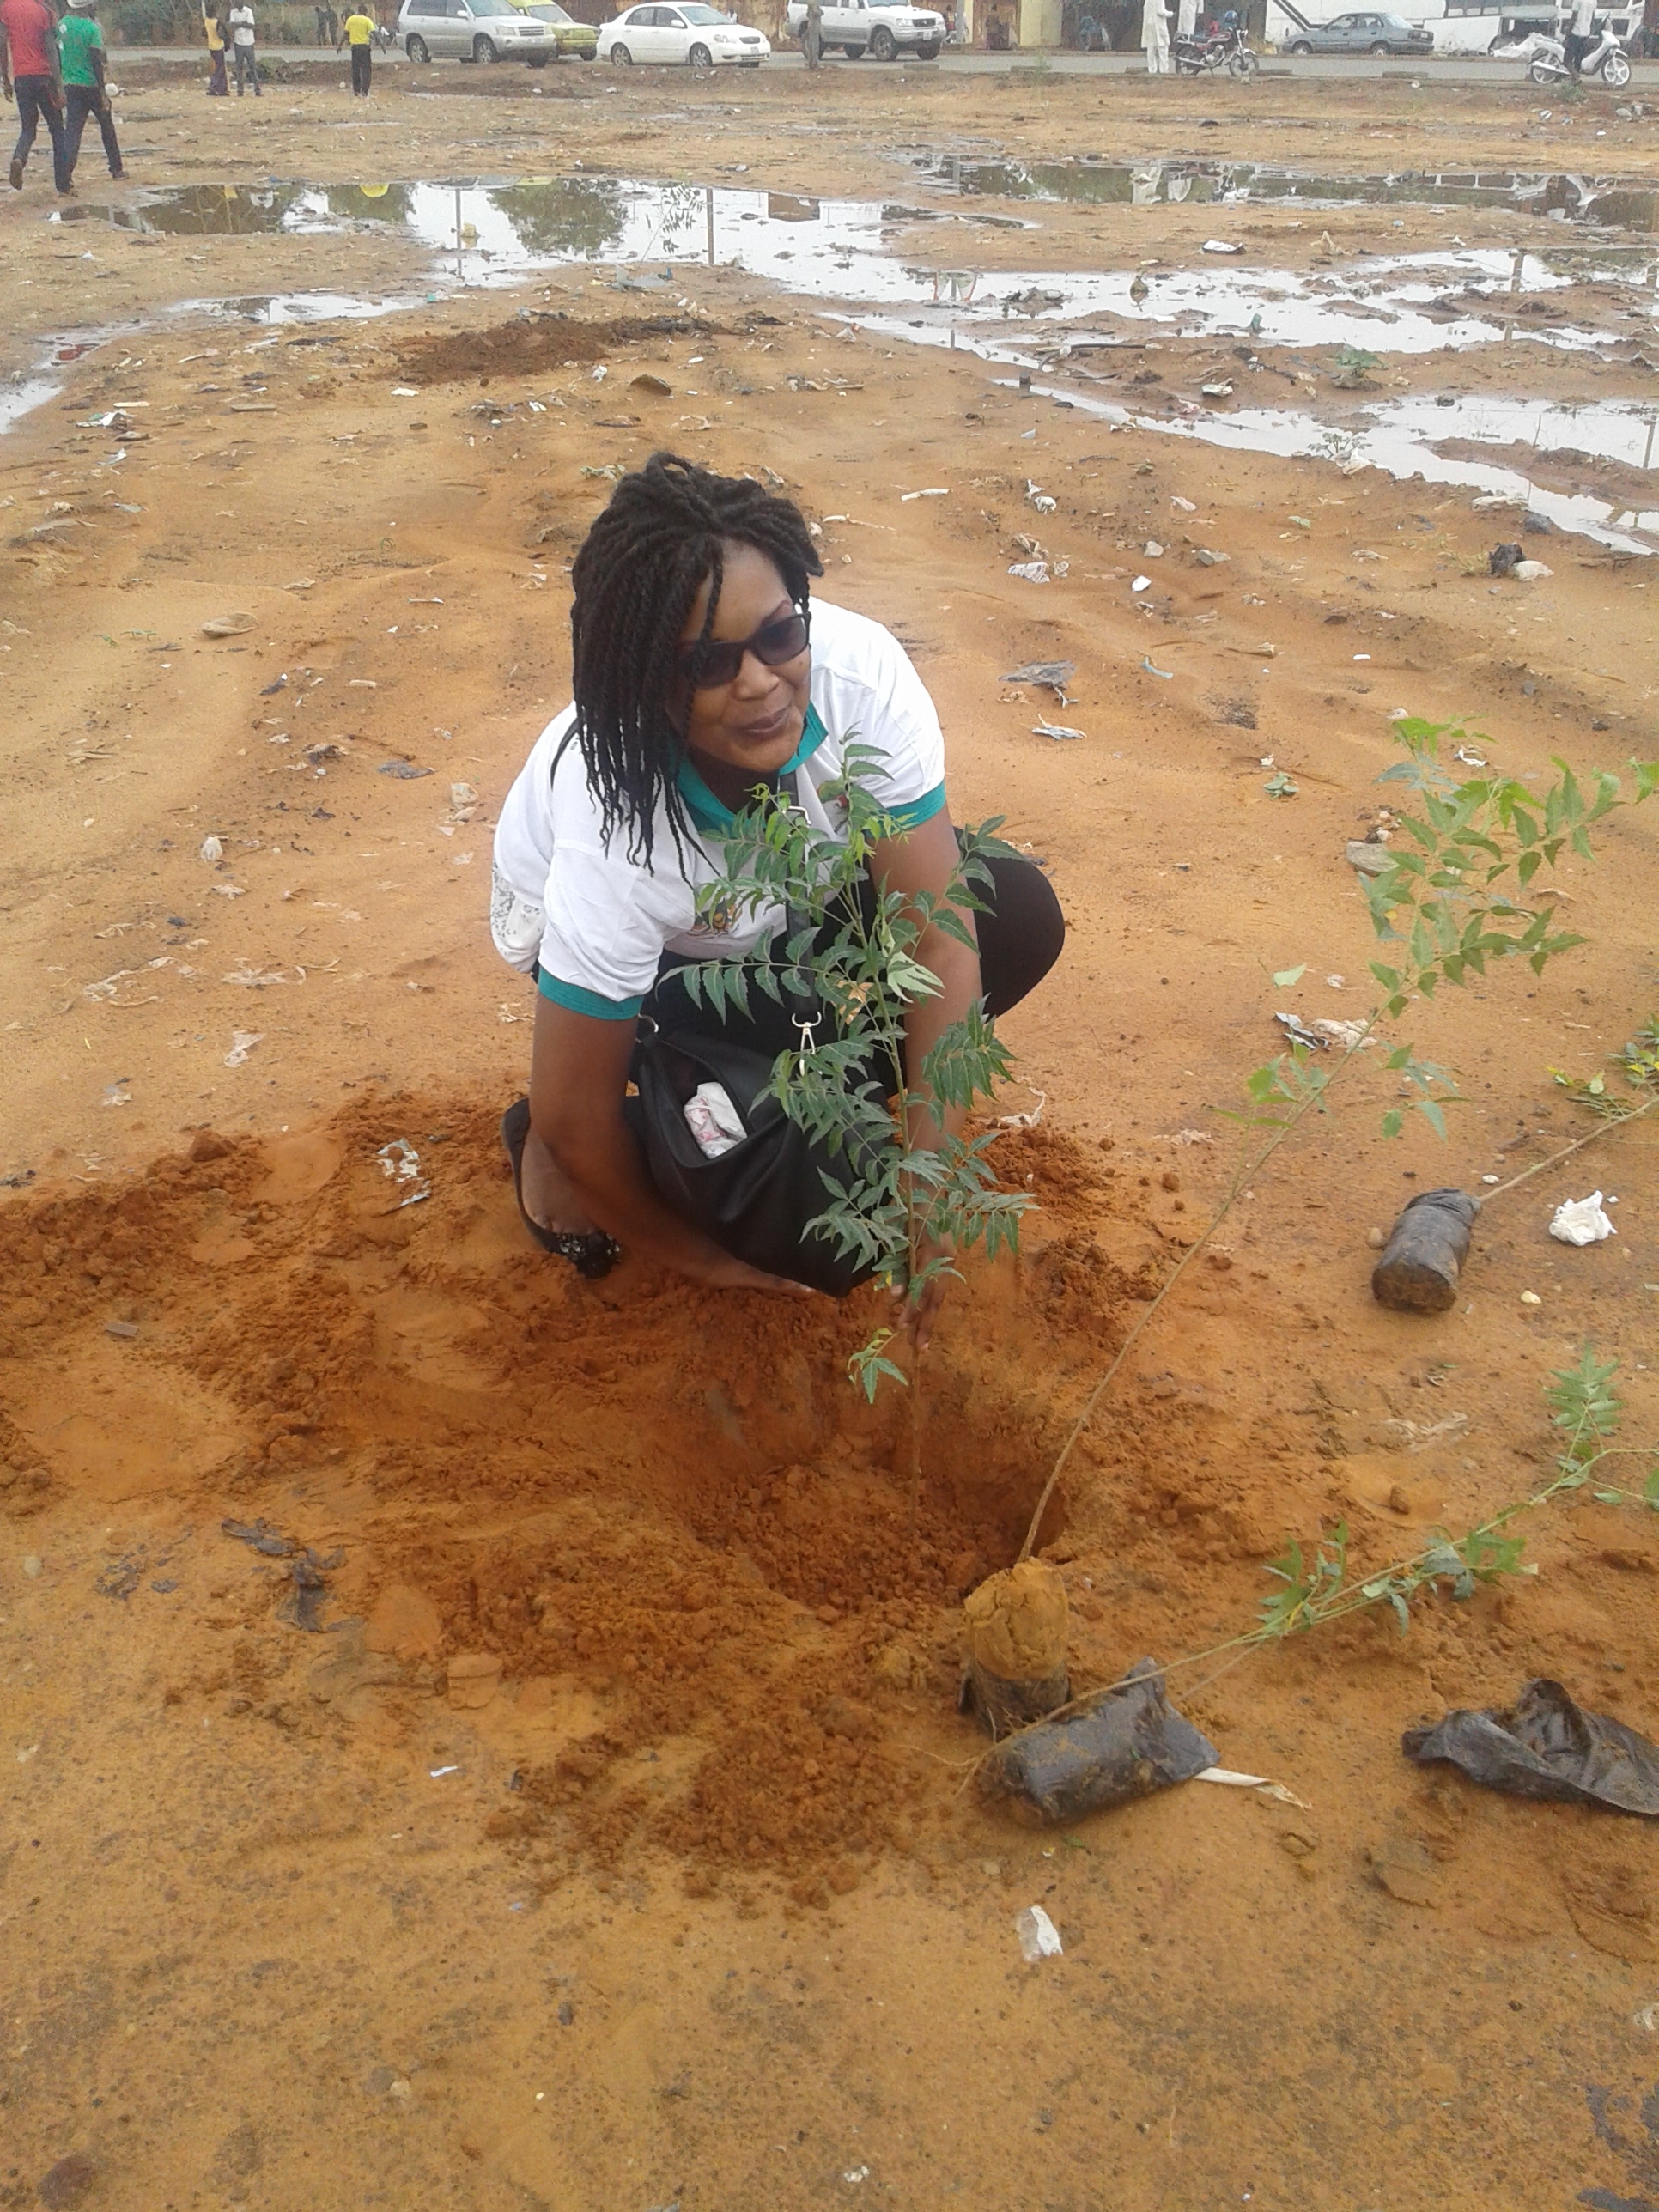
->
xmin=598 ymin=2 xmax=770 ymax=62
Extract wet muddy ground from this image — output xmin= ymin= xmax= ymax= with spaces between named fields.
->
xmin=3 ymin=58 xmax=1659 ymax=2212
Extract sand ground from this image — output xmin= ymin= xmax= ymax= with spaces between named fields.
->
xmin=3 ymin=54 xmax=1659 ymax=2212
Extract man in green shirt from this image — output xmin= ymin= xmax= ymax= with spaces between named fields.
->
xmin=58 ymin=0 xmax=124 ymax=182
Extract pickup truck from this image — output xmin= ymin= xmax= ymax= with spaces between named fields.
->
xmin=783 ymin=0 xmax=946 ymax=58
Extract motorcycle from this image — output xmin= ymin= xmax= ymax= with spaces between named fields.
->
xmin=1174 ymin=21 xmax=1258 ymax=71
xmin=1495 ymin=18 xmax=1631 ymax=83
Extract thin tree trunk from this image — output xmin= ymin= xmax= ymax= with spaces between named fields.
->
xmin=907 ymin=1342 xmax=924 ymax=1529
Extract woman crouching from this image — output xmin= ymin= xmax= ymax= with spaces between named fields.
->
xmin=491 ymin=453 xmax=1063 ymax=1333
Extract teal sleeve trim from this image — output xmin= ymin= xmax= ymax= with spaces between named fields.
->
xmin=885 ymin=781 xmax=948 ymax=831
xmin=536 ymin=970 xmax=645 ymax=1021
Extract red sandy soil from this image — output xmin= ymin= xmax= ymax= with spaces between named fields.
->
xmin=3 ymin=59 xmax=1659 ymax=2212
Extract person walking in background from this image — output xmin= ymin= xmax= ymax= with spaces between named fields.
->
xmin=801 ymin=0 xmax=823 ymax=65
xmin=337 ymin=3 xmax=374 ymax=93
xmin=202 ymin=0 xmax=228 ymax=92
xmin=228 ymin=0 xmax=259 ymax=93
xmin=2 ymin=0 xmax=70 ymax=195
xmin=58 ymin=0 xmax=122 ymax=181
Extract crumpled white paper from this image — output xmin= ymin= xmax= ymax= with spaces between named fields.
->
xmin=1014 ymin=1905 xmax=1063 ymax=1964
xmin=684 ymin=1080 xmax=744 ymax=1161
xmin=1548 ymin=1191 xmax=1616 ymax=1247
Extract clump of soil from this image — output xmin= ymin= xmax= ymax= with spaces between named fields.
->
xmin=963 ymin=1558 xmax=1069 ymax=1681
xmin=395 ymin=313 xmax=720 ymax=384
xmin=960 ymin=1557 xmax=1071 ymax=1734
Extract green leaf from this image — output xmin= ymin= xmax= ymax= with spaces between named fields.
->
xmin=848 ymin=1326 xmax=908 ymax=1403
xmin=1544 ymin=1344 xmax=1623 ymax=1477
xmin=1272 ymin=965 xmax=1307 ymax=988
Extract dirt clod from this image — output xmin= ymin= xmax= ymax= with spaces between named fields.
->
xmin=961 ymin=1559 xmax=1071 ymax=1736
xmin=37 ymin=2155 xmax=98 ymax=2210
xmin=447 ymin=1651 xmax=503 ymax=1709
xmin=962 ymin=1560 xmax=1069 ymax=1683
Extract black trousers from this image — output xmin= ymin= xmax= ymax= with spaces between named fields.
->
xmin=64 ymin=84 xmax=123 ymax=177
xmin=349 ymin=42 xmax=372 ymax=91
xmin=10 ymin=76 xmax=69 ymax=192
xmin=643 ymin=850 xmax=1064 ymax=1061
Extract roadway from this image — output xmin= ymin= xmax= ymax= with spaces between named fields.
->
xmin=109 ymin=42 xmax=1659 ymax=78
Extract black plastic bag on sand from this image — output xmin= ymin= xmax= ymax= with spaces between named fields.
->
xmin=978 ymin=1658 xmax=1218 ymax=1826
xmin=1403 ymin=1679 xmax=1659 ymax=1816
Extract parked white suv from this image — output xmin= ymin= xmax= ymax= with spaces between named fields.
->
xmin=398 ymin=0 xmax=562 ymax=62
xmin=784 ymin=0 xmax=945 ymax=57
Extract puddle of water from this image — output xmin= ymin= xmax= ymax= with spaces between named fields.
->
xmin=857 ymin=249 xmax=1647 ymax=358
xmin=1377 ymin=391 xmax=1659 ymax=476
xmin=992 ymin=375 xmax=1658 ymax=554
xmin=0 ymin=372 xmax=64 ymax=435
xmin=52 ymin=183 xmax=408 ymax=238
xmin=19 ymin=173 xmax=1656 ymax=556
xmin=57 ymin=178 xmax=1657 ymax=356
xmin=166 ymin=289 xmax=431 ymax=325
xmin=907 ymin=153 xmax=1659 ymax=234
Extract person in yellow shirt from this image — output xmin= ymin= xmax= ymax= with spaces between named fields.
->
xmin=202 ymin=0 xmax=228 ymax=93
xmin=337 ymin=4 xmax=374 ymax=94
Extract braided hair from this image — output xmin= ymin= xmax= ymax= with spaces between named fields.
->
xmin=567 ymin=451 xmax=823 ymax=866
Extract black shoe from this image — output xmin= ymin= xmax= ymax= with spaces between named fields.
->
xmin=500 ymin=1097 xmax=621 ymax=1278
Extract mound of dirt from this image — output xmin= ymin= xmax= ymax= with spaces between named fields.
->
xmin=395 ymin=312 xmax=721 ymax=384
xmin=0 ymin=1099 xmax=1146 ymax=1881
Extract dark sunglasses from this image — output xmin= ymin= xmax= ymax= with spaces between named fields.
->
xmin=677 ymin=609 xmax=809 ymax=692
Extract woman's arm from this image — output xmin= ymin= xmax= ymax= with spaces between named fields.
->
xmin=528 ymin=994 xmax=812 ymax=1296
xmin=868 ymin=806 xmax=983 ymax=1344
xmin=869 ymin=805 xmax=981 ymax=1147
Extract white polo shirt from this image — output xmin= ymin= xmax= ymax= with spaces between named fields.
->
xmin=490 ymin=598 xmax=947 ymax=1020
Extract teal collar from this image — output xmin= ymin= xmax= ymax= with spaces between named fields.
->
xmin=677 ymin=701 xmax=828 ymax=837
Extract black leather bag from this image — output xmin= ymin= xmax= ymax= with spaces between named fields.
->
xmin=629 ymin=1003 xmax=883 ymax=1299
